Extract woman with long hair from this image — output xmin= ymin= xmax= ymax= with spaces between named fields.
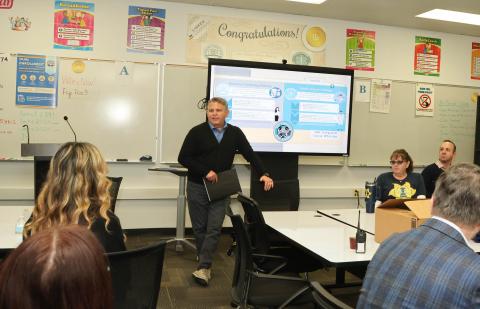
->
xmin=0 ymin=225 xmax=113 ymax=309
xmin=375 ymin=148 xmax=426 ymax=206
xmin=23 ymin=142 xmax=126 ymax=252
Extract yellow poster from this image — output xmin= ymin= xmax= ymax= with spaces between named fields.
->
xmin=186 ymin=15 xmax=326 ymax=65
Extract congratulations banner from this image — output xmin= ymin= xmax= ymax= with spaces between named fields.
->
xmin=186 ymin=15 xmax=327 ymax=66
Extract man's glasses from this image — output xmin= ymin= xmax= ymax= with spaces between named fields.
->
xmin=390 ymin=160 xmax=404 ymax=165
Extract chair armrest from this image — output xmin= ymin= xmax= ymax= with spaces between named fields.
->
xmin=248 ymin=270 xmax=308 ymax=282
xmin=252 ymin=253 xmax=288 ymax=262
xmin=252 ymin=253 xmax=288 ymax=274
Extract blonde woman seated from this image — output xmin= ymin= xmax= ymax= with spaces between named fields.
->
xmin=23 ymin=142 xmax=126 ymax=253
xmin=375 ymin=149 xmax=426 ymax=207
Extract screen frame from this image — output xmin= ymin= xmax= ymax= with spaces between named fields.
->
xmin=206 ymin=58 xmax=354 ymax=156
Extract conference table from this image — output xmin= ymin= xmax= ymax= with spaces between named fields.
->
xmin=0 ymin=206 xmax=33 ymax=256
xmin=263 ymin=210 xmax=378 ymax=266
xmin=263 ymin=208 xmax=480 ymax=286
xmin=316 ymin=208 xmax=480 ymax=252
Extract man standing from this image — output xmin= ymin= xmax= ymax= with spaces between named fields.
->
xmin=178 ymin=97 xmax=274 ymax=286
xmin=357 ymin=163 xmax=480 ymax=308
xmin=421 ymin=140 xmax=456 ymax=198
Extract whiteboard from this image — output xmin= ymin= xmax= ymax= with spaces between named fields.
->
xmin=349 ymin=81 xmax=478 ymax=166
xmin=0 ymin=57 xmax=160 ymax=161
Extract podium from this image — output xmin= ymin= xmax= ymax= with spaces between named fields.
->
xmin=21 ymin=143 xmax=62 ymax=200
xmin=148 ymin=166 xmax=196 ymax=252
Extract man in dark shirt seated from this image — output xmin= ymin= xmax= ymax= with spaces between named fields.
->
xmin=357 ymin=163 xmax=480 ymax=309
xmin=421 ymin=139 xmax=456 ymax=198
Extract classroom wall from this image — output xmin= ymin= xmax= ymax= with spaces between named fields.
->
xmin=1 ymin=0 xmax=479 ymax=228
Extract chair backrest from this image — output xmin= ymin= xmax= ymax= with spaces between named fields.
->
xmin=310 ymin=281 xmax=352 ymax=309
xmin=250 ymin=179 xmax=300 ymax=211
xmin=106 ymin=240 xmax=166 ymax=309
xmin=228 ymin=213 xmax=255 ymax=306
xmin=236 ymin=193 xmax=270 ymax=253
xmin=107 ymin=176 xmax=123 ymax=213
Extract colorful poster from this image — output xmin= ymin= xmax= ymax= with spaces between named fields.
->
xmin=416 ymin=83 xmax=434 ymax=117
xmin=127 ymin=6 xmax=166 ymax=55
xmin=471 ymin=42 xmax=480 ymax=80
xmin=0 ymin=0 xmax=13 ymax=9
xmin=187 ymin=15 xmax=326 ymax=65
xmin=53 ymin=1 xmax=94 ymax=51
xmin=16 ymin=54 xmax=58 ymax=107
xmin=414 ymin=36 xmax=441 ymax=76
xmin=346 ymin=29 xmax=375 ymax=71
xmin=370 ymin=79 xmax=392 ymax=114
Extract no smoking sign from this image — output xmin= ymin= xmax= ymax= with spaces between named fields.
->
xmin=418 ymin=94 xmax=431 ymax=108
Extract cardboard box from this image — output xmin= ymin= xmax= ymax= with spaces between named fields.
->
xmin=375 ymin=199 xmax=432 ymax=243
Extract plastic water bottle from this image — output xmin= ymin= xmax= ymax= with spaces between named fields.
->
xmin=15 ymin=208 xmax=31 ymax=234
xmin=15 ymin=214 xmax=26 ymax=234
xmin=365 ymin=180 xmax=376 ymax=213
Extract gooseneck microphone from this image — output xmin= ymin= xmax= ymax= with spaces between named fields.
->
xmin=22 ymin=124 xmax=30 ymax=144
xmin=63 ymin=115 xmax=77 ymax=142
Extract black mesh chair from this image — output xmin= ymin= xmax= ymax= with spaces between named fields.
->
xmin=106 ymin=240 xmax=166 ymax=309
xmin=237 ymin=193 xmax=324 ymax=274
xmin=228 ymin=213 xmax=315 ymax=308
xmin=107 ymin=176 xmax=123 ymax=213
xmin=250 ymin=178 xmax=300 ymax=211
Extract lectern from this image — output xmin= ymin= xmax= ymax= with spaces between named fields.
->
xmin=21 ymin=143 xmax=62 ymax=201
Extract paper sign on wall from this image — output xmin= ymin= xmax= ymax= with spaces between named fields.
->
xmin=370 ymin=79 xmax=392 ymax=113
xmin=416 ymin=83 xmax=434 ymax=117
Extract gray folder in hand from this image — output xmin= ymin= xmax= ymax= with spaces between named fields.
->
xmin=203 ymin=169 xmax=242 ymax=202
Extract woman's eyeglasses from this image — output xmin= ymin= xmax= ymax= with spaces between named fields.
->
xmin=390 ymin=160 xmax=404 ymax=165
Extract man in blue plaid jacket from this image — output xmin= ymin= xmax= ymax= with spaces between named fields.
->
xmin=357 ymin=163 xmax=480 ymax=309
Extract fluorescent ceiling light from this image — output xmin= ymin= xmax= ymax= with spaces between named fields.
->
xmin=286 ymin=0 xmax=327 ymax=4
xmin=416 ymin=9 xmax=480 ymax=26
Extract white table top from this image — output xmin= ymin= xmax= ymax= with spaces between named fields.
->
xmin=0 ymin=206 xmax=32 ymax=250
xmin=317 ymin=208 xmax=376 ymax=235
xmin=317 ymin=208 xmax=480 ymax=253
xmin=263 ymin=211 xmax=379 ymax=266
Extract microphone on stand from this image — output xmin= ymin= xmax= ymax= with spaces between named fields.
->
xmin=356 ymin=210 xmax=366 ymax=253
xmin=22 ymin=124 xmax=30 ymax=144
xmin=63 ymin=115 xmax=77 ymax=142
xmin=355 ymin=189 xmax=360 ymax=209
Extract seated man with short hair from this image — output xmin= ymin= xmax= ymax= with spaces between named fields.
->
xmin=357 ymin=163 xmax=480 ymax=309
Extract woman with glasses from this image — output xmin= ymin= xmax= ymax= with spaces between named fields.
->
xmin=375 ymin=149 xmax=426 ymax=206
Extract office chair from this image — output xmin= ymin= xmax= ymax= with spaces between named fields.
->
xmin=228 ymin=213 xmax=315 ymax=308
xmin=250 ymin=178 xmax=300 ymax=211
xmin=106 ymin=240 xmax=166 ymax=309
xmin=237 ymin=193 xmax=324 ymax=274
xmin=107 ymin=176 xmax=123 ymax=213
xmin=309 ymin=281 xmax=353 ymax=309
